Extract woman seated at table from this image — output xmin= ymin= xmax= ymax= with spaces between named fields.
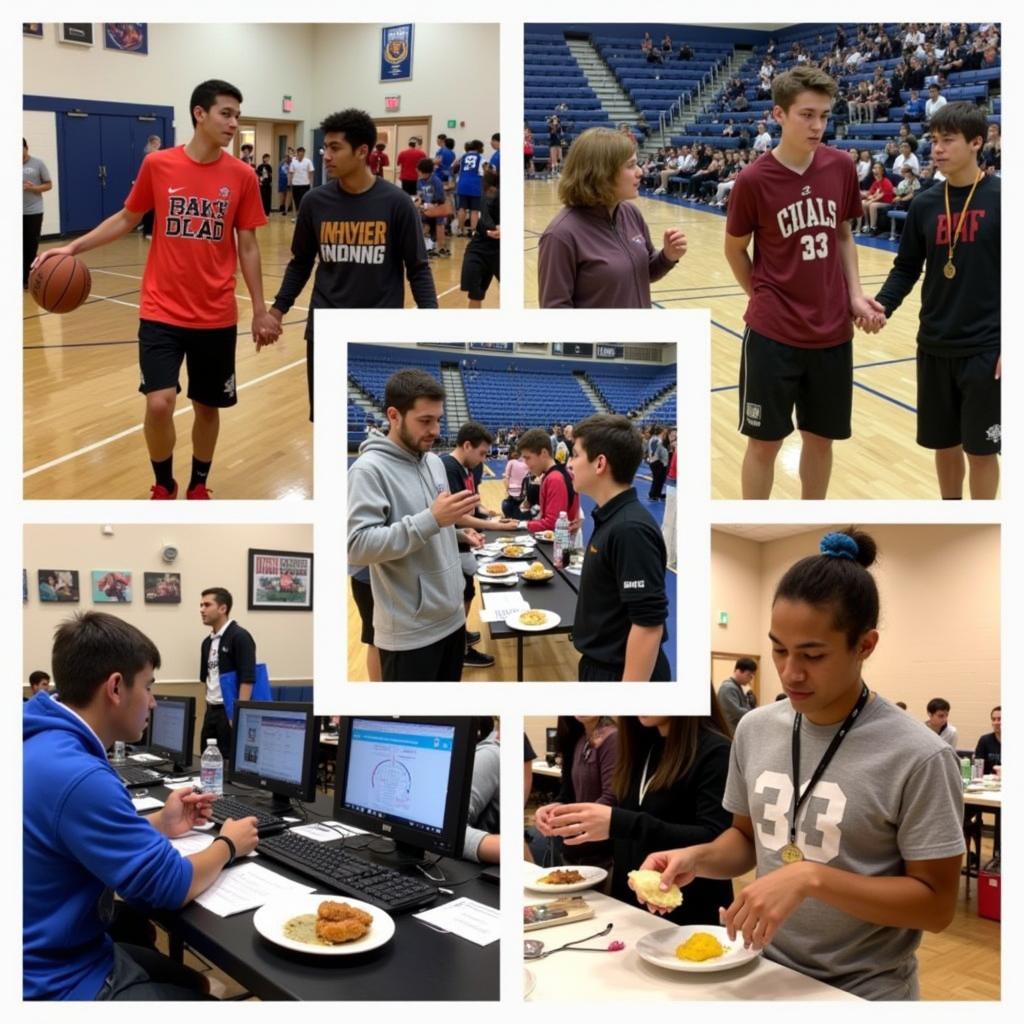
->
xmin=537 ymin=128 xmax=687 ymax=308
xmin=542 ymin=709 xmax=733 ymax=926
xmin=633 ymin=530 xmax=965 ymax=1000
xmin=533 ymin=716 xmax=618 ymax=873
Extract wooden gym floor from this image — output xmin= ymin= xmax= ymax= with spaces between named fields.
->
xmin=525 ymin=178 xmax=989 ymax=501
xmin=23 ymin=212 xmax=496 ymax=500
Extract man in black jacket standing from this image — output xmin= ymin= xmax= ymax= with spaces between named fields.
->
xmin=199 ymin=587 xmax=257 ymax=762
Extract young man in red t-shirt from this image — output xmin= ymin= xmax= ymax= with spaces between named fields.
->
xmin=36 ymin=79 xmax=279 ymax=499
xmin=724 ymin=66 xmax=885 ymax=499
xmin=516 ymin=428 xmax=580 ymax=533
xmin=396 ymin=137 xmax=428 ymax=196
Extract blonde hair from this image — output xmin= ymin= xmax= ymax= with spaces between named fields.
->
xmin=772 ymin=66 xmax=838 ymax=112
xmin=558 ymin=128 xmax=636 ymax=209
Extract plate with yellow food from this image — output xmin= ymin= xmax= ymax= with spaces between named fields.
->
xmin=253 ymin=894 xmax=395 ymax=956
xmin=636 ymin=925 xmax=759 ymax=973
xmin=519 ymin=561 xmax=555 ymax=585
xmin=524 ymin=862 xmax=608 ymax=894
xmin=508 ymin=609 xmax=561 ymax=632
xmin=535 ymin=530 xmax=556 ymax=542
xmin=477 ymin=562 xmax=516 ymax=579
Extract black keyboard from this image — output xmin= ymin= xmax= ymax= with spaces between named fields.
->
xmin=116 ymin=765 xmax=164 ymax=786
xmin=210 ymin=797 xmax=287 ymax=837
xmin=257 ymin=830 xmax=439 ymax=913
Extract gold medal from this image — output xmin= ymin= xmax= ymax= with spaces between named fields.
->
xmin=943 ymin=173 xmax=982 ymax=284
xmin=944 ymin=261 xmax=957 ymax=280
xmin=780 ymin=843 xmax=804 ymax=864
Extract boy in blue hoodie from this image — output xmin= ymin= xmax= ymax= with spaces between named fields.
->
xmin=23 ymin=612 xmax=259 ymax=1000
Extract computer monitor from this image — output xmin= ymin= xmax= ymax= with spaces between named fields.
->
xmin=333 ymin=717 xmax=476 ymax=862
xmin=146 ymin=695 xmax=196 ymax=772
xmin=229 ymin=701 xmax=318 ymax=813
xmin=545 ymin=727 xmax=558 ymax=756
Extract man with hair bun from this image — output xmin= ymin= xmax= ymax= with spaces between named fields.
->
xmin=635 ymin=529 xmax=964 ymax=999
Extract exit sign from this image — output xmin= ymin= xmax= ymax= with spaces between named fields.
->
xmin=447 ymin=119 xmax=456 ymax=128
xmin=384 ymin=95 xmax=401 ymax=112
xmin=282 ymin=95 xmax=293 ymax=113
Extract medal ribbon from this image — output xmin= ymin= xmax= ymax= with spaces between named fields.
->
xmin=943 ymin=172 xmax=983 ymax=273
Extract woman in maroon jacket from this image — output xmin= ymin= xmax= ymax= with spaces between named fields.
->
xmin=538 ymin=128 xmax=687 ymax=307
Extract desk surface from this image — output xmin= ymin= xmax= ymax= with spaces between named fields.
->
xmin=150 ymin=787 xmax=499 ymax=1001
xmin=532 ymin=760 xmax=562 ymax=779
xmin=963 ymin=787 xmax=1002 ymax=809
xmin=522 ymin=885 xmax=859 ymax=1002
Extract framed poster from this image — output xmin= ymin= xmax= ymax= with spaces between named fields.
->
xmin=144 ymin=572 xmax=181 ymax=604
xmin=248 ymin=549 xmax=313 ymax=611
xmin=59 ymin=23 xmax=94 ymax=46
xmin=91 ymin=571 xmax=132 ymax=603
xmin=38 ymin=570 xmax=80 ymax=603
xmin=23 ymin=24 xmax=44 ymax=38
xmin=380 ymin=24 xmax=414 ymax=82
xmin=104 ymin=23 xmax=148 ymax=55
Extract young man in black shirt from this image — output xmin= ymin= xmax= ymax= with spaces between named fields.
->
xmin=439 ymin=421 xmax=521 ymax=669
xmin=871 ymin=103 xmax=1000 ymax=499
xmin=567 ymin=414 xmax=670 ymax=682
xmin=270 ymin=108 xmax=438 ymax=418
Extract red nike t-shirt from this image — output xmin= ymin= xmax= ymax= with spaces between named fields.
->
xmin=125 ymin=146 xmax=267 ymax=329
xmin=726 ymin=146 xmax=863 ymax=347
xmin=396 ymin=147 xmax=427 ymax=182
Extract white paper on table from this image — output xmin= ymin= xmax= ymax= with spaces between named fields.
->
xmin=194 ymin=862 xmax=314 ymax=917
xmin=129 ymin=753 xmax=164 ymax=763
xmin=480 ymin=591 xmax=529 ymax=622
xmin=413 ymin=897 xmax=501 ymax=946
xmin=170 ymin=829 xmax=256 ymax=856
xmin=289 ymin=820 xmax=368 ymax=842
xmin=132 ymin=796 xmax=164 ymax=811
xmin=163 ymin=777 xmax=201 ymax=791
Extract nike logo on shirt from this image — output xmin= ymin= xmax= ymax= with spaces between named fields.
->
xmin=168 ymin=187 xmax=186 ymax=194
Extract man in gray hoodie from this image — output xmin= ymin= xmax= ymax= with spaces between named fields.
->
xmin=348 ymin=368 xmax=481 ymax=681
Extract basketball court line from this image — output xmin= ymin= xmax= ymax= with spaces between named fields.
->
xmin=90 ymin=268 xmax=310 ymax=311
xmin=23 ymin=357 xmax=307 ymax=478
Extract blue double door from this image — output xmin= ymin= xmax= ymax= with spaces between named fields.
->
xmin=58 ymin=111 xmax=170 ymax=234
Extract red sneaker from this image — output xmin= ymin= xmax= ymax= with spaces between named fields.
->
xmin=150 ymin=482 xmax=178 ymax=500
xmin=186 ymin=483 xmax=213 ymax=500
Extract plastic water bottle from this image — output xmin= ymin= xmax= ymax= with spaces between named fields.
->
xmin=201 ymin=739 xmax=224 ymax=796
xmin=112 ymin=741 xmax=126 ymax=764
xmin=553 ymin=512 xmax=570 ymax=569
xmin=960 ymin=756 xmax=972 ymax=788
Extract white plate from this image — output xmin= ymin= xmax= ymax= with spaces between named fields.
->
xmin=636 ymin=925 xmax=760 ymax=973
xmin=524 ymin=967 xmax=536 ymax=999
xmin=507 ymin=609 xmax=561 ymax=632
xmin=535 ymin=531 xmax=555 ymax=542
xmin=477 ymin=568 xmax=518 ymax=581
xmin=500 ymin=545 xmax=535 ymax=557
xmin=252 ymin=894 xmax=395 ymax=956
xmin=524 ymin=863 xmax=608 ymax=893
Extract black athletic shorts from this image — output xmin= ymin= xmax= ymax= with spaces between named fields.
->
xmin=738 ymin=327 xmax=853 ymax=441
xmin=401 ymin=179 xmax=418 ymax=196
xmin=460 ymin=245 xmax=500 ymax=300
xmin=351 ymin=575 xmax=374 ymax=646
xmin=917 ymin=349 xmax=1001 ymax=455
xmin=457 ymin=194 xmax=481 ymax=212
xmin=138 ymin=319 xmax=238 ymax=408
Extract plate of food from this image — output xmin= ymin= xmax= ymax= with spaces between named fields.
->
xmin=507 ymin=609 xmax=561 ymax=632
xmin=253 ymin=895 xmax=395 ymax=956
xmin=478 ymin=562 xmax=516 ymax=578
xmin=636 ymin=925 xmax=760 ymax=973
xmin=519 ymin=561 xmax=555 ymax=584
xmin=524 ymin=863 xmax=608 ymax=894
xmin=535 ymin=530 xmax=555 ymax=542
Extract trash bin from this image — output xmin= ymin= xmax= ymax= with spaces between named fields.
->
xmin=978 ymin=856 xmax=1000 ymax=921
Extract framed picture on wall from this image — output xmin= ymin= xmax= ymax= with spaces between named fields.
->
xmin=248 ymin=549 xmax=313 ymax=611
xmin=104 ymin=23 xmax=148 ymax=55
xmin=38 ymin=570 xmax=79 ymax=603
xmin=59 ymin=23 xmax=94 ymax=46
xmin=144 ymin=572 xmax=181 ymax=604
xmin=91 ymin=570 xmax=132 ymax=603
xmin=23 ymin=24 xmax=44 ymax=38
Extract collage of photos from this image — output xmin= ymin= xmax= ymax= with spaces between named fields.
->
xmin=17 ymin=12 xmax=1005 ymax=1014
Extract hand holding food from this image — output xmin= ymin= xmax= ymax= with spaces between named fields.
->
xmin=628 ymin=869 xmax=684 ymax=912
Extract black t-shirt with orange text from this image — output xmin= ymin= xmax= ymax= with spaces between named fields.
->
xmin=273 ymin=177 xmax=437 ymax=330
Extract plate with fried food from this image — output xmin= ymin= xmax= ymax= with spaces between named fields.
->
xmin=636 ymin=925 xmax=759 ymax=973
xmin=253 ymin=894 xmax=395 ymax=956
xmin=478 ymin=562 xmax=516 ymax=579
xmin=519 ymin=561 xmax=555 ymax=584
xmin=535 ymin=530 xmax=556 ymax=542
xmin=524 ymin=862 xmax=608 ymax=893
xmin=508 ymin=609 xmax=561 ymax=632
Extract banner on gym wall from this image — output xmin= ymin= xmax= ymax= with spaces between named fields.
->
xmin=381 ymin=24 xmax=414 ymax=82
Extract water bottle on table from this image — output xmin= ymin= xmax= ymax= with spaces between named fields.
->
xmin=112 ymin=741 xmax=126 ymax=764
xmin=201 ymin=739 xmax=224 ymax=796
xmin=553 ymin=512 xmax=570 ymax=569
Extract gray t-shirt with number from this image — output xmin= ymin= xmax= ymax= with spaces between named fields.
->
xmin=23 ymin=156 xmax=50 ymax=215
xmin=724 ymin=694 xmax=965 ymax=1000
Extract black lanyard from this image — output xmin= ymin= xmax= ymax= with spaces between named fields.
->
xmin=788 ymin=684 xmax=869 ymax=848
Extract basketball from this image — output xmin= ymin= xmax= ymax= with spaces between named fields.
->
xmin=28 ymin=254 xmax=91 ymax=314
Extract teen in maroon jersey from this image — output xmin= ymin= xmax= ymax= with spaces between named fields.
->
xmin=724 ymin=66 xmax=885 ymax=499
